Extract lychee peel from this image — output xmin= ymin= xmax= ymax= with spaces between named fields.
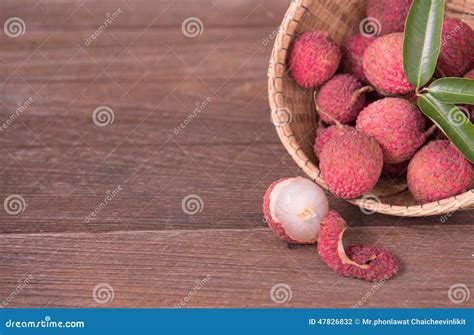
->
xmin=317 ymin=210 xmax=400 ymax=282
xmin=314 ymin=124 xmax=354 ymax=159
xmin=263 ymin=177 xmax=329 ymax=244
xmin=315 ymin=74 xmax=372 ymax=125
xmin=367 ymin=0 xmax=413 ymax=35
xmin=407 ymin=140 xmax=472 ymax=204
xmin=288 ymin=32 xmax=341 ymax=89
xmin=356 ymin=98 xmax=426 ymax=164
xmin=363 ymin=33 xmax=415 ymax=95
xmin=320 ymin=131 xmax=383 ymax=199
xmin=438 ymin=18 xmax=474 ymax=77
xmin=342 ymin=34 xmax=376 ymax=83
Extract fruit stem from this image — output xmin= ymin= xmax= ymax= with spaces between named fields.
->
xmin=314 ymin=91 xmax=345 ymax=130
xmin=424 ymin=124 xmax=437 ymax=138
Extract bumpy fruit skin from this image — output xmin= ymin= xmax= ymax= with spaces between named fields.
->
xmin=320 ymin=131 xmax=383 ymax=199
xmin=382 ymin=161 xmax=409 ymax=179
xmin=438 ymin=18 xmax=474 ymax=77
xmin=363 ymin=33 xmax=415 ymax=95
xmin=342 ymin=34 xmax=376 ymax=83
xmin=315 ymin=74 xmax=368 ymax=125
xmin=356 ymin=98 xmax=426 ymax=164
xmin=314 ymin=124 xmax=353 ymax=158
xmin=288 ymin=32 xmax=341 ymax=89
xmin=407 ymin=141 xmax=472 ymax=203
xmin=367 ymin=0 xmax=413 ymax=35
xmin=317 ymin=210 xmax=400 ymax=282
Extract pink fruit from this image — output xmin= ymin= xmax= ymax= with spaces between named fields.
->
xmin=465 ymin=69 xmax=474 ymax=79
xmin=288 ymin=32 xmax=341 ymax=89
xmin=366 ymin=0 xmax=413 ymax=35
xmin=363 ymin=33 xmax=415 ymax=95
xmin=407 ymin=140 xmax=472 ymax=203
xmin=317 ymin=210 xmax=400 ymax=282
xmin=356 ymin=98 xmax=426 ymax=164
xmin=314 ymin=124 xmax=354 ymax=159
xmin=382 ymin=161 xmax=409 ymax=179
xmin=320 ymin=131 xmax=383 ymax=199
xmin=342 ymin=34 xmax=376 ymax=83
xmin=438 ymin=18 xmax=474 ymax=77
xmin=263 ymin=177 xmax=329 ymax=244
xmin=315 ymin=74 xmax=371 ymax=125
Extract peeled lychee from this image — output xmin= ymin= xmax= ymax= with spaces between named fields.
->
xmin=407 ymin=140 xmax=472 ymax=203
xmin=288 ymin=32 xmax=341 ymax=89
xmin=315 ymin=74 xmax=371 ymax=125
xmin=356 ymin=98 xmax=426 ymax=164
xmin=262 ymin=177 xmax=329 ymax=244
xmin=320 ymin=131 xmax=383 ymax=199
xmin=366 ymin=0 xmax=412 ymax=35
xmin=363 ymin=33 xmax=415 ymax=95
xmin=438 ymin=18 xmax=474 ymax=77
xmin=317 ymin=210 xmax=400 ymax=282
xmin=314 ymin=124 xmax=354 ymax=159
xmin=342 ymin=34 xmax=376 ymax=83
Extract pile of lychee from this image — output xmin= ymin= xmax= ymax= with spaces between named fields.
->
xmin=263 ymin=0 xmax=473 ymax=282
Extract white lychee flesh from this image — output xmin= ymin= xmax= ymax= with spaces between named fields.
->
xmin=269 ymin=177 xmax=329 ymax=242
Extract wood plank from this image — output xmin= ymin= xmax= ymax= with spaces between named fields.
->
xmin=0 ymin=226 xmax=472 ymax=307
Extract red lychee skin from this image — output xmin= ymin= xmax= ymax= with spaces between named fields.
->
xmin=314 ymin=124 xmax=354 ymax=159
xmin=382 ymin=161 xmax=409 ymax=179
xmin=342 ymin=34 xmax=376 ymax=83
xmin=367 ymin=0 xmax=413 ymax=35
xmin=288 ymin=32 xmax=341 ymax=89
xmin=320 ymin=131 xmax=383 ymax=199
xmin=438 ymin=18 xmax=474 ymax=77
xmin=407 ymin=141 xmax=472 ymax=204
xmin=356 ymin=98 xmax=426 ymax=164
xmin=315 ymin=74 xmax=368 ymax=125
xmin=317 ymin=210 xmax=400 ymax=282
xmin=363 ymin=33 xmax=415 ymax=95
xmin=262 ymin=178 xmax=316 ymax=244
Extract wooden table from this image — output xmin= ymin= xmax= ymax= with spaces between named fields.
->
xmin=0 ymin=0 xmax=472 ymax=308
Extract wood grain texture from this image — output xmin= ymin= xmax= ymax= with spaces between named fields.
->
xmin=0 ymin=0 xmax=472 ymax=308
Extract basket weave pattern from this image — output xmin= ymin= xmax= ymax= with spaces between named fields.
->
xmin=268 ymin=0 xmax=474 ymax=217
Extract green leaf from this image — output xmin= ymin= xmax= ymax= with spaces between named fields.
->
xmin=418 ymin=94 xmax=474 ymax=163
xmin=403 ymin=0 xmax=445 ymax=88
xmin=428 ymin=78 xmax=474 ymax=104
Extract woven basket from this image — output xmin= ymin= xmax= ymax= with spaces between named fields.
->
xmin=268 ymin=0 xmax=474 ymax=217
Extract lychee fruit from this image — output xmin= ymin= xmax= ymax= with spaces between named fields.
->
xmin=366 ymin=0 xmax=413 ymax=35
xmin=288 ymin=32 xmax=341 ymax=89
xmin=407 ymin=140 xmax=472 ymax=204
xmin=315 ymin=74 xmax=372 ymax=125
xmin=356 ymin=97 xmax=426 ymax=164
xmin=263 ymin=177 xmax=329 ymax=244
xmin=363 ymin=33 xmax=415 ymax=95
xmin=317 ymin=210 xmax=400 ymax=282
xmin=465 ymin=69 xmax=474 ymax=79
xmin=438 ymin=18 xmax=474 ymax=77
xmin=382 ymin=161 xmax=409 ymax=180
xmin=314 ymin=123 xmax=354 ymax=159
xmin=320 ymin=131 xmax=383 ymax=199
xmin=342 ymin=34 xmax=376 ymax=83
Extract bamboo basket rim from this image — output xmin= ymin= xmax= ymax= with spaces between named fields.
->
xmin=267 ymin=0 xmax=474 ymax=217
